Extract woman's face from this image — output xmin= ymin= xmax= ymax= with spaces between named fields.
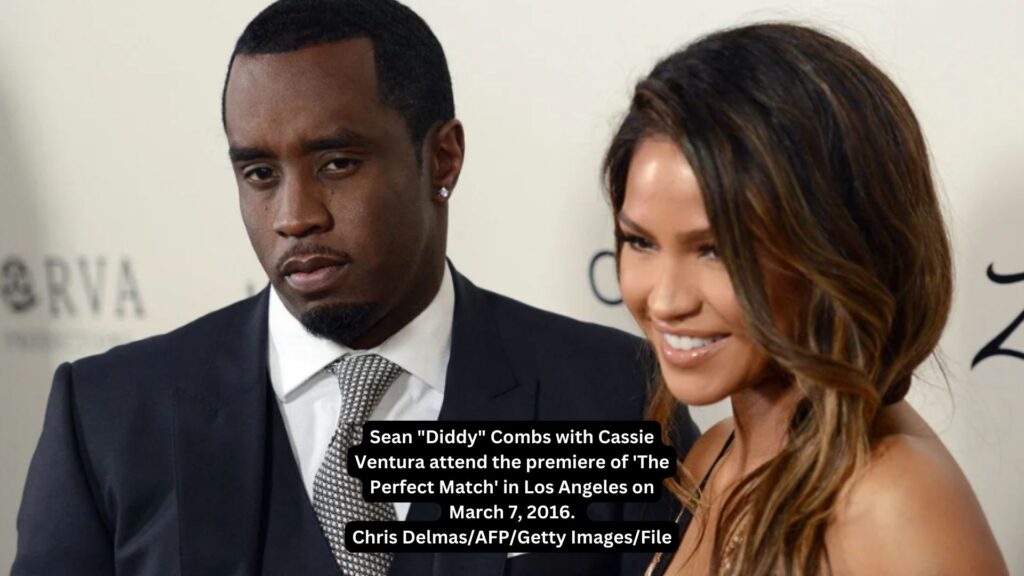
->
xmin=618 ymin=136 xmax=770 ymax=406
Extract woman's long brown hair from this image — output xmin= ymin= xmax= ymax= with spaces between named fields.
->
xmin=604 ymin=24 xmax=953 ymax=575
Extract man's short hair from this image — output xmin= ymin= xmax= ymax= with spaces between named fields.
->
xmin=223 ymin=0 xmax=455 ymax=153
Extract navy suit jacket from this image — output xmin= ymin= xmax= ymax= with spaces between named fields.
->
xmin=13 ymin=269 xmax=699 ymax=576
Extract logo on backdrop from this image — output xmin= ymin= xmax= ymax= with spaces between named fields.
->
xmin=1 ymin=257 xmax=37 ymax=313
xmin=1 ymin=254 xmax=145 ymax=352
xmin=972 ymin=263 xmax=1024 ymax=368
xmin=589 ymin=250 xmax=622 ymax=306
xmin=0 ymin=255 xmax=144 ymax=318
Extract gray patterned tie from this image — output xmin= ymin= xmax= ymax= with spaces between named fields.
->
xmin=313 ymin=354 xmax=402 ymax=576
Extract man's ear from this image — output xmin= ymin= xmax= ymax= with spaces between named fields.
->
xmin=428 ymin=119 xmax=465 ymax=198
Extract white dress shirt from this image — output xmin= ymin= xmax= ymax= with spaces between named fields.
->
xmin=267 ymin=266 xmax=454 ymax=521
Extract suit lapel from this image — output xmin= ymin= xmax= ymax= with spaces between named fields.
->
xmin=411 ymin=269 xmax=534 ymax=576
xmin=438 ymin=269 xmax=537 ymax=422
xmin=170 ymin=276 xmax=532 ymax=575
xmin=173 ymin=289 xmax=272 ymax=575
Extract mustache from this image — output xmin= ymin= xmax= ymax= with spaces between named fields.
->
xmin=274 ymin=244 xmax=352 ymax=274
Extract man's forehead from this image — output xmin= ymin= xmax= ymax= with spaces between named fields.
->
xmin=227 ymin=38 xmax=377 ymax=93
xmin=223 ymin=38 xmax=384 ymax=136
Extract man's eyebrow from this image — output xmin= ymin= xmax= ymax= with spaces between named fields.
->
xmin=228 ymin=146 xmax=270 ymax=163
xmin=302 ymin=130 xmax=372 ymax=153
xmin=228 ymin=130 xmax=372 ymax=163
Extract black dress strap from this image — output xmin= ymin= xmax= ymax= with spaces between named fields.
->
xmin=647 ymin=431 xmax=735 ymax=576
xmin=697 ymin=431 xmax=734 ymax=492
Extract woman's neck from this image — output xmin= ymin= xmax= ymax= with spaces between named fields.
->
xmin=727 ymin=378 xmax=802 ymax=476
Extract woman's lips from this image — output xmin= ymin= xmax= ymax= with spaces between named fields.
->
xmin=658 ymin=332 xmax=731 ymax=368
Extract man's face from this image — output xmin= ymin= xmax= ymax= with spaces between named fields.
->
xmin=225 ymin=39 xmax=446 ymax=348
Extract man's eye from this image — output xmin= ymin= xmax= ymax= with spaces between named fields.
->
xmin=243 ymin=166 xmax=276 ymax=182
xmin=321 ymin=158 xmax=361 ymax=174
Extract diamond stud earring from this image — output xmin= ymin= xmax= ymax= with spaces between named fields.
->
xmin=438 ymin=187 xmax=451 ymax=199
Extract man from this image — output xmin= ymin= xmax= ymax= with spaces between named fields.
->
xmin=12 ymin=0 xmax=698 ymax=574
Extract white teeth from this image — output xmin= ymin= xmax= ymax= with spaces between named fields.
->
xmin=664 ymin=333 xmax=726 ymax=351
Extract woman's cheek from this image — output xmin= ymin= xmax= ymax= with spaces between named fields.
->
xmin=617 ymin=252 xmax=649 ymax=321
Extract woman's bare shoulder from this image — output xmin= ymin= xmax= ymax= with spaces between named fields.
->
xmin=680 ymin=418 xmax=734 ymax=478
xmin=827 ymin=403 xmax=1007 ymax=575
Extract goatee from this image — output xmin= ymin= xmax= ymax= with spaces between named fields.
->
xmin=300 ymin=302 xmax=379 ymax=348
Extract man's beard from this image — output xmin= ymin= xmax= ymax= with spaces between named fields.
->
xmin=300 ymin=302 xmax=379 ymax=348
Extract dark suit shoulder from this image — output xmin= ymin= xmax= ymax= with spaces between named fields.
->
xmin=56 ymin=291 xmax=267 ymax=453
xmin=481 ymin=287 xmax=646 ymax=357
xmin=477 ymin=288 xmax=657 ymax=421
xmin=43 ymin=292 xmax=266 ymax=512
xmin=473 ymin=284 xmax=699 ymax=454
xmin=69 ymin=292 xmax=263 ymax=384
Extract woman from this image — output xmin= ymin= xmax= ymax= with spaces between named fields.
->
xmin=604 ymin=24 xmax=1008 ymax=575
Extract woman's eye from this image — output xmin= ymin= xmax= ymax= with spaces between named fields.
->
xmin=698 ymin=243 xmax=720 ymax=260
xmin=621 ymin=233 xmax=654 ymax=252
xmin=243 ymin=166 xmax=276 ymax=183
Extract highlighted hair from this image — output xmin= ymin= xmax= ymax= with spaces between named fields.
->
xmin=605 ymin=23 xmax=953 ymax=574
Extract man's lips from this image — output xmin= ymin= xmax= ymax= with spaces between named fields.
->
xmin=279 ymin=255 xmax=350 ymax=295
xmin=280 ymin=255 xmax=348 ymax=276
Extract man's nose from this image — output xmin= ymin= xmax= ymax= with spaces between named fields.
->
xmin=273 ymin=173 xmax=332 ymax=238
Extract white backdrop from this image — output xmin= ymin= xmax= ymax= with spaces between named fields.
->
xmin=1 ymin=0 xmax=1021 ymax=571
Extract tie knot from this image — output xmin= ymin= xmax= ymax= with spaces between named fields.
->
xmin=328 ymin=354 xmax=403 ymax=424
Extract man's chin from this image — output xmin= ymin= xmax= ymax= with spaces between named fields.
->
xmin=299 ymin=302 xmax=379 ymax=348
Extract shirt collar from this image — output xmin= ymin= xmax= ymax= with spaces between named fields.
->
xmin=268 ymin=265 xmax=455 ymax=402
